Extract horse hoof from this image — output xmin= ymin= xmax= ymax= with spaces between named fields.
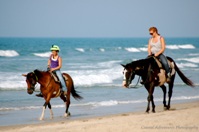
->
xmin=64 ymin=112 xmax=71 ymax=117
xmin=164 ymin=107 xmax=167 ymax=110
xmin=164 ymin=106 xmax=170 ymax=110
xmin=145 ymin=109 xmax=150 ymax=113
xmin=167 ymin=106 xmax=170 ymax=110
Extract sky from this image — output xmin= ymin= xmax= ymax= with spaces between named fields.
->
xmin=0 ymin=0 xmax=199 ymax=38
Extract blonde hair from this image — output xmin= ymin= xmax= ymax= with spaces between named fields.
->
xmin=149 ymin=27 xmax=160 ymax=35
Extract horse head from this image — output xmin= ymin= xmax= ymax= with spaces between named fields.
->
xmin=22 ymin=72 xmax=38 ymax=94
xmin=121 ymin=64 xmax=135 ymax=88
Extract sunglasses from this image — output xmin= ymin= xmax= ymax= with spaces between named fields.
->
xmin=149 ymin=32 xmax=153 ymax=35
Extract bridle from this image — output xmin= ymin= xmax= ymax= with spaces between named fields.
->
xmin=123 ymin=68 xmax=135 ymax=87
xmin=123 ymin=68 xmax=142 ymax=89
xmin=26 ymin=71 xmax=54 ymax=93
xmin=27 ymin=72 xmax=38 ymax=93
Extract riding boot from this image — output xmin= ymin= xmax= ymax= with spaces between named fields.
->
xmin=60 ymin=89 xmax=67 ymax=96
xmin=36 ymin=92 xmax=43 ymax=97
xmin=140 ymin=80 xmax=144 ymax=84
xmin=64 ymin=91 xmax=67 ymax=96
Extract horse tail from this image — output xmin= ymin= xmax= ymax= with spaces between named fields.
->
xmin=173 ymin=60 xmax=195 ymax=87
xmin=71 ymin=83 xmax=83 ymax=100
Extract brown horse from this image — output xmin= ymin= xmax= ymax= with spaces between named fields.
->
xmin=22 ymin=69 xmax=82 ymax=120
xmin=122 ymin=56 xmax=194 ymax=113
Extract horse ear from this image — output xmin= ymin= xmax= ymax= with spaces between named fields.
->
xmin=22 ymin=74 xmax=27 ymax=77
xmin=121 ymin=64 xmax=126 ymax=68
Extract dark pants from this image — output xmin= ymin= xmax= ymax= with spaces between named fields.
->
xmin=158 ymin=54 xmax=170 ymax=74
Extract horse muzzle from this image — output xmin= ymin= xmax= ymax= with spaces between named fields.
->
xmin=27 ymin=87 xmax=34 ymax=94
xmin=122 ymin=81 xmax=129 ymax=88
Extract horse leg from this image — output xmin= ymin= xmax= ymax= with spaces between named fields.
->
xmin=48 ymin=102 xmax=53 ymax=119
xmin=145 ymin=84 xmax=155 ymax=113
xmin=64 ymin=92 xmax=71 ymax=117
xmin=40 ymin=95 xmax=51 ymax=120
xmin=146 ymin=94 xmax=151 ymax=113
xmin=145 ymin=85 xmax=150 ymax=113
xmin=145 ymin=84 xmax=151 ymax=113
xmin=151 ymin=94 xmax=156 ymax=113
xmin=160 ymin=85 xmax=167 ymax=109
xmin=167 ymin=76 xmax=175 ymax=110
xmin=40 ymin=102 xmax=48 ymax=120
xmin=60 ymin=93 xmax=70 ymax=117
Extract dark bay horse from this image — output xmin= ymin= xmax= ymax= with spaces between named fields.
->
xmin=122 ymin=56 xmax=194 ymax=113
xmin=22 ymin=69 xmax=82 ymax=120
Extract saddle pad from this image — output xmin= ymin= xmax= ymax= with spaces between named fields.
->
xmin=51 ymin=72 xmax=68 ymax=83
xmin=51 ymin=72 xmax=60 ymax=82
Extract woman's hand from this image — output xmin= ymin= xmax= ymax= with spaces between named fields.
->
xmin=50 ymin=68 xmax=54 ymax=72
xmin=154 ymin=53 xmax=159 ymax=57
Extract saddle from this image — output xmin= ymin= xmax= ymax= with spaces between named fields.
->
xmin=152 ymin=56 xmax=170 ymax=70
xmin=50 ymin=72 xmax=68 ymax=83
xmin=153 ymin=57 xmax=163 ymax=69
xmin=152 ymin=56 xmax=173 ymax=84
xmin=50 ymin=72 xmax=68 ymax=97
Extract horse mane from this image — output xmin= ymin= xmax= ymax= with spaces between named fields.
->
xmin=34 ymin=69 xmax=48 ymax=78
xmin=126 ymin=57 xmax=155 ymax=69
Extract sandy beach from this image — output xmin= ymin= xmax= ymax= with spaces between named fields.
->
xmin=0 ymin=101 xmax=198 ymax=132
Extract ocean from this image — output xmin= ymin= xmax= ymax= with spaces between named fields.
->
xmin=0 ymin=37 xmax=199 ymax=126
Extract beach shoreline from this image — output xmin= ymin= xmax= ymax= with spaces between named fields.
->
xmin=1 ymin=101 xmax=198 ymax=132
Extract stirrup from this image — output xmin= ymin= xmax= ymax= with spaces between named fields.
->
xmin=36 ymin=93 xmax=43 ymax=97
xmin=140 ymin=80 xmax=144 ymax=84
xmin=60 ymin=90 xmax=67 ymax=95
xmin=166 ymin=78 xmax=171 ymax=83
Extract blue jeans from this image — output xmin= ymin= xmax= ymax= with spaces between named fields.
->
xmin=158 ymin=54 xmax=170 ymax=74
xmin=54 ymin=70 xmax=67 ymax=91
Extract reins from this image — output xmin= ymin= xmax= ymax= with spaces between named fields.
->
xmin=128 ymin=61 xmax=154 ymax=89
xmin=128 ymin=76 xmax=142 ymax=89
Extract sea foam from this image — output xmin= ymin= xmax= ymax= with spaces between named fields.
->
xmin=166 ymin=44 xmax=195 ymax=49
xmin=176 ymin=62 xmax=198 ymax=68
xmin=177 ymin=57 xmax=199 ymax=63
xmin=33 ymin=52 xmax=51 ymax=57
xmin=75 ymin=48 xmax=85 ymax=52
xmin=99 ymin=48 xmax=105 ymax=52
xmin=125 ymin=47 xmax=140 ymax=52
xmin=67 ymin=66 xmax=122 ymax=86
xmin=0 ymin=50 xmax=19 ymax=57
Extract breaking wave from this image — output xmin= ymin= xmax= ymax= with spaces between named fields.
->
xmin=33 ymin=52 xmax=51 ymax=57
xmin=75 ymin=48 xmax=85 ymax=52
xmin=166 ymin=44 xmax=195 ymax=49
xmin=0 ymin=50 xmax=19 ymax=57
xmin=125 ymin=47 xmax=141 ymax=52
xmin=176 ymin=62 xmax=198 ymax=68
xmin=0 ymin=60 xmax=123 ymax=90
xmin=177 ymin=57 xmax=199 ymax=63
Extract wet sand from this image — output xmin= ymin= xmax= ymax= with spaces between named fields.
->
xmin=0 ymin=101 xmax=199 ymax=132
